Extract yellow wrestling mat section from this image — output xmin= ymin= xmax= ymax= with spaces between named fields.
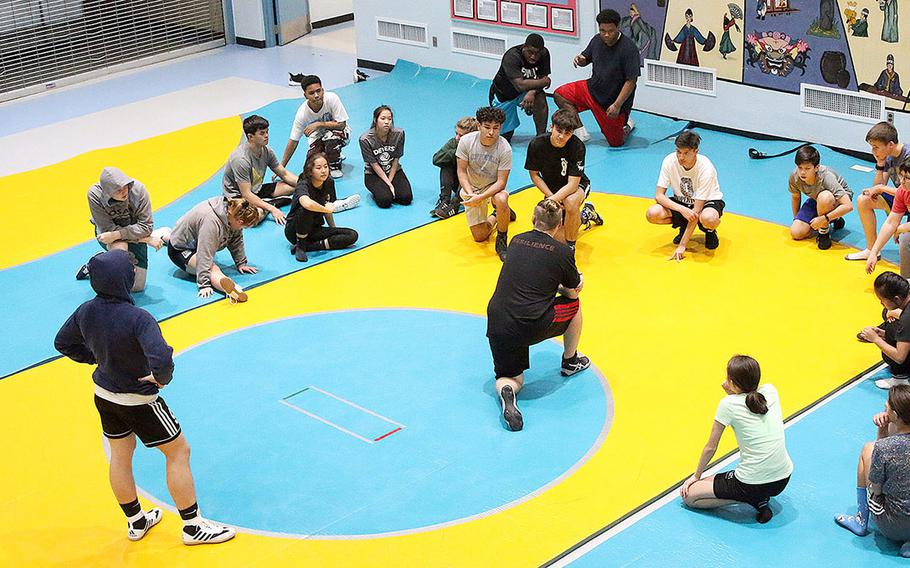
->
xmin=0 ymin=189 xmax=888 ymax=566
xmin=0 ymin=116 xmax=240 ymax=269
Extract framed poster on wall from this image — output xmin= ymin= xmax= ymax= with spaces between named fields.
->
xmin=451 ymin=0 xmax=578 ymax=37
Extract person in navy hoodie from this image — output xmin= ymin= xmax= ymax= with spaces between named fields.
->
xmin=54 ymin=250 xmax=235 ymax=546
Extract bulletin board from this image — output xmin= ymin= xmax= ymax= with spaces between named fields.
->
xmin=452 ymin=0 xmax=579 ymax=37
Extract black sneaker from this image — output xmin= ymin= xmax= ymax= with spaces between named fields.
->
xmin=75 ymin=262 xmax=91 ymax=280
xmin=354 ymin=69 xmax=370 ymax=83
xmin=509 ymin=208 xmax=517 ymax=222
xmin=673 ymin=226 xmax=685 ymax=245
xmin=292 ymin=244 xmax=308 ymax=262
xmin=817 ymin=231 xmax=832 ymax=250
xmin=499 ymin=385 xmax=523 ymax=431
xmin=561 ymin=354 xmax=591 ymax=376
xmin=288 ymin=72 xmax=304 ymax=86
xmin=831 ymin=217 xmax=846 ymax=232
xmin=704 ymin=230 xmax=719 ymax=250
xmin=263 ymin=195 xmax=292 ymax=208
xmin=430 ymin=197 xmax=448 ymax=217
xmin=495 ymin=232 xmax=508 ymax=261
xmin=580 ymin=202 xmax=604 ymax=228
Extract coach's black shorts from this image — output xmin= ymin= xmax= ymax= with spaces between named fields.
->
xmin=94 ymin=395 xmax=182 ymax=448
xmin=669 ymin=197 xmax=725 ymax=229
xmin=166 ymin=240 xmax=195 ymax=272
xmin=488 ymin=296 xmax=580 ymax=378
xmin=713 ymin=470 xmax=790 ymax=510
xmin=258 ymin=182 xmax=277 ymax=198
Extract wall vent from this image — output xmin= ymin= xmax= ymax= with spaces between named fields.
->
xmin=376 ymin=17 xmax=428 ymax=47
xmin=451 ymin=29 xmax=507 ymax=59
xmin=800 ymin=84 xmax=885 ymax=123
xmin=644 ymin=59 xmax=716 ymax=96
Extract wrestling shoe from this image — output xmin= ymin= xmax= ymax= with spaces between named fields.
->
xmin=263 ymin=195 xmax=292 ymax=208
xmin=845 ymin=248 xmax=879 ymax=261
xmin=75 ymin=251 xmax=104 ymax=280
xmin=127 ymin=508 xmax=162 ymax=541
xmin=574 ymin=126 xmax=591 ymax=142
xmin=561 ymin=353 xmax=591 ymax=376
xmin=704 ymin=229 xmax=719 ymax=250
xmin=673 ymin=226 xmax=685 ymax=245
xmin=430 ymin=197 xmax=448 ymax=217
xmin=332 ymin=194 xmax=361 ymax=213
xmin=495 ymin=232 xmax=508 ymax=262
xmin=499 ymin=385 xmax=523 ymax=431
xmin=330 ymin=167 xmax=343 ymax=179
xmin=875 ymin=376 xmax=910 ymax=389
xmin=623 ymin=117 xmax=636 ymax=137
xmin=288 ymin=72 xmax=304 ymax=86
xmin=354 ymin=69 xmax=370 ymax=83
xmin=580 ymin=202 xmax=603 ymax=229
xmin=435 ymin=201 xmax=459 ymax=219
xmin=182 ymin=519 xmax=236 ymax=546
xmin=831 ymin=217 xmax=846 ymax=232
xmin=509 ymin=207 xmax=517 ymax=222
xmin=817 ymin=231 xmax=832 ymax=250
xmin=219 ymin=277 xmax=248 ymax=303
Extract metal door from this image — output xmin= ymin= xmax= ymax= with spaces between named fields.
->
xmin=273 ymin=0 xmax=311 ymax=45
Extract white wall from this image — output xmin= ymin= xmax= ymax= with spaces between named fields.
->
xmin=311 ymin=0 xmax=353 ymax=23
xmin=353 ymin=0 xmax=909 ymax=153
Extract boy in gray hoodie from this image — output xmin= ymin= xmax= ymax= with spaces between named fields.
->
xmin=77 ymin=167 xmax=163 ymax=292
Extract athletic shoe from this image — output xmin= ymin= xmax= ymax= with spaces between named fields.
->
xmin=756 ymin=506 xmax=773 ymax=524
xmin=574 ymin=126 xmax=591 ymax=142
xmin=499 ymin=385 xmax=523 ymax=431
xmin=704 ymin=230 xmax=719 ymax=250
xmin=263 ymin=195 xmax=292 ymax=208
xmin=430 ymin=197 xmax=448 ymax=217
xmin=817 ymin=231 xmax=832 ymax=250
xmin=435 ymin=202 xmax=458 ymax=219
xmin=623 ymin=117 xmax=636 ymax=137
xmin=219 ymin=277 xmax=248 ymax=303
xmin=354 ymin=69 xmax=370 ymax=83
xmin=330 ymin=168 xmax=343 ymax=179
xmin=845 ymin=248 xmax=879 ymax=261
xmin=75 ymin=251 xmax=105 ymax=280
xmin=294 ymin=245 xmax=308 ymax=263
xmin=495 ymin=232 xmax=508 ymax=262
xmin=127 ymin=508 xmax=162 ymax=541
xmin=332 ymin=194 xmax=361 ymax=213
xmin=182 ymin=519 xmax=236 ymax=546
xmin=509 ymin=208 xmax=517 ymax=222
xmin=673 ymin=227 xmax=685 ymax=245
xmin=580 ymin=202 xmax=604 ymax=228
xmin=831 ymin=217 xmax=846 ymax=232
xmin=288 ymin=72 xmax=304 ymax=86
xmin=561 ymin=353 xmax=591 ymax=377
xmin=875 ymin=377 xmax=910 ymax=389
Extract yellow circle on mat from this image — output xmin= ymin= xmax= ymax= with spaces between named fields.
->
xmin=0 ymin=190 xmax=889 ymax=566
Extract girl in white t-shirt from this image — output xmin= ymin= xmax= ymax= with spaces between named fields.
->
xmin=681 ymin=355 xmax=794 ymax=523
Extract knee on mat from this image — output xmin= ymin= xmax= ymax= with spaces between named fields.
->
xmin=373 ymin=196 xmax=393 ymax=209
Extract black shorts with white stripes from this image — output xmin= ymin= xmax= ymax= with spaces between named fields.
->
xmin=94 ymin=395 xmax=182 ymax=448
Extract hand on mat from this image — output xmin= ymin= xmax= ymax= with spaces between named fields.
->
xmin=874 ymin=411 xmax=891 ymax=428
xmin=138 ymin=374 xmax=164 ymax=389
xmin=238 ymin=264 xmax=258 ymax=275
xmin=866 ymin=255 xmax=878 ymax=274
xmin=98 ymin=231 xmax=119 ymax=245
xmin=198 ymin=286 xmax=214 ymax=298
xmin=680 ymin=475 xmax=698 ymax=499
xmin=669 ymin=245 xmax=686 ymax=262
xmin=271 ymin=208 xmax=287 ymax=225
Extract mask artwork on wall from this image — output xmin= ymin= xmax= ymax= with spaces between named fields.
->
xmin=663 ymin=8 xmax=716 ymax=66
xmin=745 ymin=31 xmax=810 ymax=76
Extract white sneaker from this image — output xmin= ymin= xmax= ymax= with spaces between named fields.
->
xmin=845 ymin=249 xmax=879 ymax=261
xmin=574 ymin=126 xmax=591 ymax=142
xmin=875 ymin=377 xmax=910 ymax=389
xmin=127 ymin=508 xmax=162 ymax=541
xmin=332 ymin=194 xmax=361 ymax=213
xmin=182 ymin=519 xmax=236 ymax=546
xmin=330 ymin=168 xmax=343 ymax=179
xmin=624 ymin=117 xmax=635 ymax=136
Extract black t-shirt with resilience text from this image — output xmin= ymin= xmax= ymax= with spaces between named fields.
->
xmin=487 ymin=230 xmax=581 ymax=339
xmin=581 ymin=32 xmax=640 ymax=114
xmin=492 ymin=45 xmax=552 ymax=102
xmin=525 ymin=133 xmax=590 ymax=192
xmin=288 ymin=176 xmax=336 ymax=229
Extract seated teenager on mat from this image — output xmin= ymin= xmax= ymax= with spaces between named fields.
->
xmin=284 ymin=153 xmax=358 ymax=263
xmin=681 ymin=355 xmax=793 ymax=524
xmin=864 ymin=163 xmax=910 ymax=278
xmin=456 ymin=106 xmax=515 ymax=261
xmin=486 ymin=199 xmax=589 ymax=432
xmin=431 ymin=116 xmax=478 ymax=219
xmin=77 ymin=167 xmax=165 ymax=292
xmin=836 ymin=384 xmax=910 ymax=558
xmin=163 ymin=197 xmax=259 ymax=302
xmin=857 ymin=271 xmax=910 ymax=389
xmin=525 ymin=109 xmax=603 ymax=250
xmin=846 ymin=121 xmax=910 ymax=262
xmin=788 ymin=145 xmax=853 ymax=250
xmin=54 ymin=250 xmax=235 ymax=546
xmin=359 ymin=105 xmax=412 ymax=208
xmin=279 ymin=74 xmax=351 ymax=179
xmin=646 ymin=130 xmax=724 ymax=261
xmin=222 ymin=115 xmax=299 ymax=226
xmin=490 ymin=33 xmax=552 ymax=143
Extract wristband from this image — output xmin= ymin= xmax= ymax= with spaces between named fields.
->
xmin=876 ymin=164 xmax=888 ymax=171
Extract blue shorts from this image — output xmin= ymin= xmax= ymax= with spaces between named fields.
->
xmin=794 ymin=198 xmax=818 ymax=224
xmin=492 ymin=95 xmax=522 ymax=135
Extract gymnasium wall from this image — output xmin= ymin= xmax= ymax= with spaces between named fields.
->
xmin=353 ymin=0 xmax=910 ymax=152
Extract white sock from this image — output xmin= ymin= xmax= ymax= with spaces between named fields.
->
xmin=127 ymin=510 xmax=147 ymax=527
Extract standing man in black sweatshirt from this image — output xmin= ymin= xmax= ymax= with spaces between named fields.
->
xmin=54 ymin=250 xmax=235 ymax=546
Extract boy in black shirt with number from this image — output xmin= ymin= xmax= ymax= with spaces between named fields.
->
xmin=525 ymin=109 xmax=603 ymax=249
xmin=491 ymin=33 xmax=552 ymax=142
xmin=486 ymin=199 xmax=590 ymax=431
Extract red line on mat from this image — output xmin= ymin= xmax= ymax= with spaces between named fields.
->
xmin=373 ymin=427 xmax=402 ymax=442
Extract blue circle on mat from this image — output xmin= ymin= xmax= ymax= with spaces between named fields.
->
xmin=132 ymin=309 xmax=612 ymax=537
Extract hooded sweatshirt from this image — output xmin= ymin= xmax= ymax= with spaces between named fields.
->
xmin=168 ymin=197 xmax=248 ymax=289
xmin=87 ymin=167 xmax=153 ymax=241
xmin=54 ymin=250 xmax=174 ymax=396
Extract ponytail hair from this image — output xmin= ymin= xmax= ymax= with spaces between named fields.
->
xmin=226 ymin=198 xmax=259 ymax=227
xmin=727 ymin=355 xmax=767 ymax=415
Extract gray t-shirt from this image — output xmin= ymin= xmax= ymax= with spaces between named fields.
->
xmin=788 ymin=165 xmax=853 ymax=200
xmin=885 ymin=144 xmax=910 ymax=187
xmin=222 ymin=143 xmax=280 ymax=198
xmin=870 ymin=433 xmax=910 ymax=538
xmin=455 ymin=131 xmax=512 ymax=192
xmin=359 ymin=127 xmax=405 ymax=175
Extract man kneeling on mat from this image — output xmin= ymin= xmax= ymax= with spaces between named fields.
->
xmin=486 ymin=199 xmax=589 ymax=431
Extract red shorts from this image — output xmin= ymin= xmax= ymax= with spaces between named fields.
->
xmin=555 ymin=80 xmax=628 ymax=147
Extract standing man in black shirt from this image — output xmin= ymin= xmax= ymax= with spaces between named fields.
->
xmin=525 ymin=109 xmax=603 ymax=250
xmin=554 ymin=9 xmax=640 ymax=147
xmin=486 ymin=199 xmax=590 ymax=431
xmin=491 ymin=33 xmax=552 ymax=143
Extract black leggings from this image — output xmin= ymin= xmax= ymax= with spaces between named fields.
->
xmin=365 ymin=171 xmax=412 ymax=208
xmin=284 ymin=223 xmax=358 ymax=251
xmin=439 ymin=165 xmax=458 ymax=201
